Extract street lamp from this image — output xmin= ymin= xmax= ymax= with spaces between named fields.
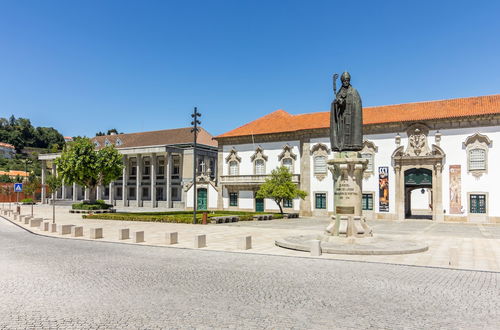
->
xmin=191 ymin=107 xmax=201 ymax=224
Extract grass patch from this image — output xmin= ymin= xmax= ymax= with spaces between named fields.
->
xmin=83 ymin=210 xmax=283 ymax=224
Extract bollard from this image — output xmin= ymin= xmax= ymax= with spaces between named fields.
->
xmin=50 ymin=223 xmax=57 ymax=233
xmin=118 ymin=228 xmax=130 ymax=240
xmin=310 ymin=239 xmax=322 ymax=256
xmin=449 ymin=247 xmax=459 ymax=267
xmin=238 ymin=236 xmax=252 ymax=250
xmin=165 ymin=232 xmax=178 ymax=245
xmin=71 ymin=226 xmax=83 ymax=237
xmin=194 ymin=234 xmax=206 ymax=248
xmin=90 ymin=228 xmax=103 ymax=239
xmin=133 ymin=231 xmax=144 ymax=243
xmin=57 ymin=224 xmax=73 ymax=235
xmin=29 ymin=218 xmax=43 ymax=227
xmin=202 ymin=212 xmax=208 ymax=225
xmin=40 ymin=221 xmax=50 ymax=231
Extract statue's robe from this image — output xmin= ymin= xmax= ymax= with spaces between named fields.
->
xmin=330 ymin=85 xmax=363 ymax=152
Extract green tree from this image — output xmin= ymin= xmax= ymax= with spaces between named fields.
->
xmin=46 ymin=173 xmax=62 ymax=223
xmin=23 ymin=173 xmax=40 ymax=216
xmin=256 ymin=166 xmax=307 ymax=214
xmin=55 ymin=138 xmax=123 ymax=203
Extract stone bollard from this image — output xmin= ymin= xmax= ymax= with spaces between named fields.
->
xmin=23 ymin=216 xmax=33 ymax=224
xmin=165 ymin=232 xmax=178 ymax=245
xmin=90 ymin=228 xmax=103 ymax=239
xmin=118 ymin=228 xmax=130 ymax=240
xmin=40 ymin=221 xmax=50 ymax=231
xmin=449 ymin=247 xmax=459 ymax=267
xmin=58 ymin=224 xmax=73 ymax=235
xmin=310 ymin=239 xmax=322 ymax=256
xmin=194 ymin=234 xmax=206 ymax=248
xmin=29 ymin=218 xmax=43 ymax=227
xmin=133 ymin=231 xmax=144 ymax=243
xmin=13 ymin=213 xmax=19 ymax=221
xmin=238 ymin=236 xmax=252 ymax=250
xmin=71 ymin=226 xmax=83 ymax=237
xmin=50 ymin=223 xmax=57 ymax=233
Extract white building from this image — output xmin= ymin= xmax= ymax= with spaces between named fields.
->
xmin=212 ymin=94 xmax=500 ymax=223
xmin=39 ymin=127 xmax=218 ymax=209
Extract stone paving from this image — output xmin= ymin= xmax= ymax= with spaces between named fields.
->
xmin=0 ymin=218 xmax=499 ymax=329
xmin=2 ymin=204 xmax=500 ymax=272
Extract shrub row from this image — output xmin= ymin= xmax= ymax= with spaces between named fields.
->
xmin=72 ymin=200 xmax=113 ymax=210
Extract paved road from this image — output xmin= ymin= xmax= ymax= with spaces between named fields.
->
xmin=0 ymin=218 xmax=498 ymax=329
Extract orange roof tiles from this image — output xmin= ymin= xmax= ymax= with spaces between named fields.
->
xmin=216 ymin=94 xmax=500 ymax=139
xmin=0 ymin=142 xmax=15 ymax=149
xmin=0 ymin=170 xmax=29 ymax=177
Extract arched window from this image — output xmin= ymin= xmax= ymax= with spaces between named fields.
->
xmin=314 ymin=156 xmax=327 ymax=174
xmin=229 ymin=161 xmax=239 ymax=175
xmin=282 ymin=158 xmax=293 ymax=172
xmin=255 ymin=159 xmax=265 ymax=175
xmin=469 ymin=148 xmax=486 ymax=171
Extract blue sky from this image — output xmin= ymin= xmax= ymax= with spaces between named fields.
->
xmin=0 ymin=0 xmax=499 ymax=137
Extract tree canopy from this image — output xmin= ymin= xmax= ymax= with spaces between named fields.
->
xmin=256 ymin=166 xmax=307 ymax=214
xmin=55 ymin=138 xmax=123 ymax=203
xmin=0 ymin=115 xmax=65 ymax=152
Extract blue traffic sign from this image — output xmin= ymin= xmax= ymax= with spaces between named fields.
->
xmin=14 ymin=183 xmax=23 ymax=192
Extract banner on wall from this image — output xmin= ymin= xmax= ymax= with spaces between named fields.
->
xmin=378 ymin=166 xmax=389 ymax=212
xmin=449 ymin=165 xmax=462 ymax=214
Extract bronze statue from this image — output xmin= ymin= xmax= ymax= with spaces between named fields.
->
xmin=330 ymin=72 xmax=363 ymax=152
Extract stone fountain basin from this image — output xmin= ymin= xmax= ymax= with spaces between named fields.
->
xmin=275 ymin=234 xmax=429 ymax=255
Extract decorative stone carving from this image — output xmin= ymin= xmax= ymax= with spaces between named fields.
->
xmin=278 ymin=144 xmax=297 ymax=161
xmin=250 ymin=146 xmax=268 ymax=162
xmin=225 ymin=147 xmax=241 ymax=163
xmin=360 ymin=140 xmax=378 ymax=178
xmin=404 ymin=124 xmax=431 ymax=157
xmin=463 ymin=133 xmax=492 ymax=178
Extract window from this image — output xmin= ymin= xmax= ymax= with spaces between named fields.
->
xmin=315 ymin=193 xmax=326 ymax=209
xmin=282 ymin=158 xmax=293 ymax=172
xmin=156 ymin=187 xmax=164 ymax=201
xmin=115 ymin=138 xmax=122 ymax=146
xmin=144 ymin=160 xmax=150 ymax=175
xmin=470 ymin=194 xmax=486 ymax=214
xmin=129 ymin=187 xmax=136 ymax=200
xmin=142 ymin=187 xmax=149 ymax=199
xmin=314 ymin=156 xmax=327 ymax=174
xmin=362 ymin=193 xmax=373 ymax=210
xmin=93 ymin=140 xmax=100 ymax=147
xmin=171 ymin=187 xmax=180 ymax=200
xmin=172 ymin=157 xmax=180 ymax=178
xmin=104 ymin=139 xmax=111 ymax=147
xmin=361 ymin=153 xmax=374 ymax=172
xmin=229 ymin=192 xmax=238 ymax=206
xmin=283 ymin=198 xmax=293 ymax=208
xmin=469 ymin=149 xmax=486 ymax=171
xmin=116 ymin=187 xmax=122 ymax=199
xmin=229 ymin=161 xmax=239 ymax=175
xmin=255 ymin=159 xmax=265 ymax=175
xmin=158 ymin=159 xmax=165 ymax=175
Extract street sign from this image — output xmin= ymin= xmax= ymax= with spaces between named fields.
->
xmin=14 ymin=183 xmax=23 ymax=192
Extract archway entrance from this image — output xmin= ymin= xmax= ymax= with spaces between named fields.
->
xmin=404 ymin=168 xmax=432 ymax=219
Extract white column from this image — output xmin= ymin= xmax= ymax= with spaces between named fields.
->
xmin=84 ymin=188 xmax=89 ymax=200
xmin=136 ymin=154 xmax=142 ymax=207
xmin=122 ymin=156 xmax=128 ymax=207
xmin=72 ymin=183 xmax=77 ymax=201
xmin=51 ymin=163 xmax=57 ymax=199
xmin=96 ymin=185 xmax=101 ymax=201
xmin=61 ymin=183 xmax=66 ymax=200
xmin=166 ymin=152 xmax=172 ymax=208
xmin=151 ymin=154 xmax=156 ymax=208
xmin=109 ymin=182 xmax=114 ymax=205
xmin=41 ymin=160 xmax=46 ymax=204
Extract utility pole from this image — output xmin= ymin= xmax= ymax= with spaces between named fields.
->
xmin=191 ymin=107 xmax=201 ymax=224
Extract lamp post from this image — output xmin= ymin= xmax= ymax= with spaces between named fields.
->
xmin=191 ymin=107 xmax=201 ymax=224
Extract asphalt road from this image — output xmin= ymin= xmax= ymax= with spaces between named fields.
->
xmin=0 ymin=217 xmax=498 ymax=329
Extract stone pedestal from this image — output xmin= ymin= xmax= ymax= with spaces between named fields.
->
xmin=326 ymin=152 xmax=372 ymax=238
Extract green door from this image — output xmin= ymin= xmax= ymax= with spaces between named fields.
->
xmin=197 ymin=188 xmax=207 ymax=210
xmin=255 ymin=198 xmax=264 ymax=212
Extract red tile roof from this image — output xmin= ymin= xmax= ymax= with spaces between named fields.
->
xmin=216 ymin=94 xmax=500 ymax=138
xmin=0 ymin=142 xmax=15 ymax=149
xmin=92 ymin=127 xmax=217 ymax=149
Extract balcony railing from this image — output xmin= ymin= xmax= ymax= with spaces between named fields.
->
xmin=220 ymin=174 xmax=300 ymax=185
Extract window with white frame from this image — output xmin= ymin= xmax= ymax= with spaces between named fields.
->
xmin=229 ymin=160 xmax=239 ymax=175
xmin=314 ymin=156 xmax=327 ymax=174
xmin=282 ymin=158 xmax=293 ymax=172
xmin=255 ymin=159 xmax=265 ymax=175
xmin=468 ymin=148 xmax=486 ymax=171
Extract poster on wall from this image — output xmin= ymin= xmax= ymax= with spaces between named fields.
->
xmin=449 ymin=165 xmax=462 ymax=214
xmin=378 ymin=166 xmax=389 ymax=212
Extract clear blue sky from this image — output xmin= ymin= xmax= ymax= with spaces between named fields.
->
xmin=1 ymin=0 xmax=499 ymax=137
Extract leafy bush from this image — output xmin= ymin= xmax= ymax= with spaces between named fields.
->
xmin=72 ymin=201 xmax=112 ymax=210
xmin=83 ymin=210 xmax=283 ymax=223
xmin=21 ymin=198 xmax=34 ymax=203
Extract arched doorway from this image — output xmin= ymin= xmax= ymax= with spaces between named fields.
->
xmin=404 ymin=168 xmax=432 ymax=219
